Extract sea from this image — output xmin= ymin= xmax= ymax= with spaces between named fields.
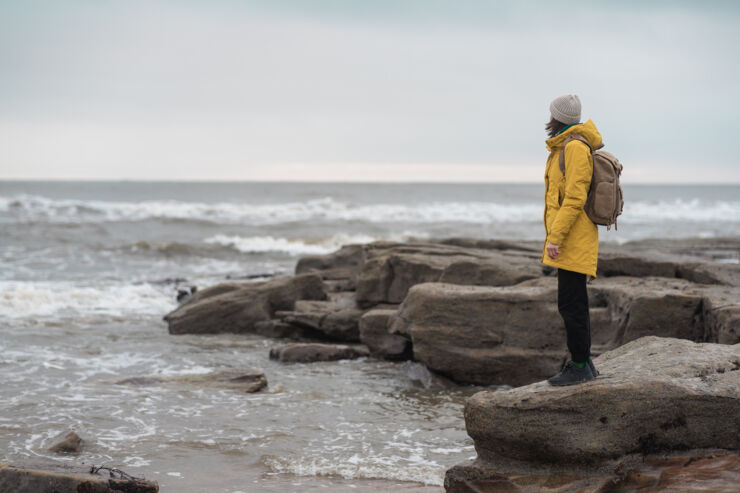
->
xmin=1 ymin=180 xmax=739 ymax=492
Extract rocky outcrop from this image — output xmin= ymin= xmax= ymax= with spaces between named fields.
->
xmin=391 ymin=273 xmax=740 ymax=386
xmin=269 ymin=343 xmax=369 ymax=363
xmin=359 ymin=309 xmax=411 ymax=360
xmin=465 ymin=337 xmax=740 ymax=465
xmin=355 ymin=242 xmax=545 ymax=307
xmin=46 ymin=430 xmax=82 ymax=454
xmin=0 ymin=460 xmax=158 ymax=492
xmin=164 ymin=273 xmax=326 ymax=335
xmin=446 ymin=337 xmax=740 ymax=492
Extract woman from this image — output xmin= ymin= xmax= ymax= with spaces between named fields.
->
xmin=542 ymin=94 xmax=603 ymax=386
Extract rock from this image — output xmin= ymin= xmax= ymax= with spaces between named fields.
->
xmin=0 ymin=460 xmax=158 ymax=492
xmin=164 ymin=273 xmax=326 ymax=335
xmin=113 ymin=369 xmax=267 ymax=393
xmin=355 ymin=242 xmax=544 ymax=307
xmin=269 ymin=343 xmax=369 ymax=363
xmin=253 ymin=320 xmax=316 ymax=339
xmin=436 ymin=237 xmax=542 ymax=252
xmin=591 ymin=276 xmax=740 ymax=348
xmin=445 ymin=450 xmax=740 ymax=493
xmin=46 ymin=430 xmax=82 ymax=454
xmin=703 ymin=289 xmax=740 ymax=344
xmin=590 ymin=276 xmax=705 ymax=346
xmin=295 ymin=244 xmax=366 ymax=288
xmin=275 ymin=295 xmax=364 ymax=342
xmin=392 ymin=279 xmax=569 ymax=386
xmin=598 ymin=242 xmax=740 ymax=287
xmin=359 ymin=309 xmax=411 ymax=360
xmin=464 ymin=337 xmax=740 ymax=465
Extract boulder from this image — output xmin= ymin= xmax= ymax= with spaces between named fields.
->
xmin=269 ymin=343 xmax=369 ymax=363
xmin=355 ymin=242 xmax=544 ymax=307
xmin=358 ymin=309 xmax=411 ymax=360
xmin=464 ymin=337 xmax=740 ymax=465
xmin=274 ymin=293 xmax=364 ymax=342
xmin=164 ymin=273 xmax=326 ymax=335
xmin=703 ymin=290 xmax=740 ymax=345
xmin=598 ymin=239 xmax=740 ymax=287
xmin=392 ymin=279 xmax=570 ymax=386
xmin=591 ymin=276 xmax=740 ymax=348
xmin=0 ymin=460 xmax=158 ymax=492
xmin=253 ymin=319 xmax=316 ymax=339
xmin=590 ymin=277 xmax=705 ymax=346
xmin=295 ymin=243 xmax=366 ymax=289
xmin=46 ymin=430 xmax=82 ymax=454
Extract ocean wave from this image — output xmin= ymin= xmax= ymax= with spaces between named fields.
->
xmin=0 ymin=280 xmax=176 ymax=320
xmin=2 ymin=193 xmax=739 ymax=226
xmin=203 ymin=232 xmax=426 ymax=256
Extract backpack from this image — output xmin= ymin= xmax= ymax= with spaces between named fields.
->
xmin=558 ymin=134 xmax=624 ymax=230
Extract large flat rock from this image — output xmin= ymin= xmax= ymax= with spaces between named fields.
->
xmin=465 ymin=337 xmax=740 ymax=465
xmin=392 ymin=278 xmax=567 ymax=386
xmin=164 ymin=273 xmax=326 ymax=335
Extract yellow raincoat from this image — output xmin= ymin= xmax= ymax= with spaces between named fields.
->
xmin=541 ymin=119 xmax=603 ymax=277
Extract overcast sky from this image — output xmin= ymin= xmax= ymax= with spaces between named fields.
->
xmin=1 ymin=0 xmax=738 ymax=183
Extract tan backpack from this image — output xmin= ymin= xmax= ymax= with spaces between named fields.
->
xmin=559 ymin=134 xmax=624 ymax=230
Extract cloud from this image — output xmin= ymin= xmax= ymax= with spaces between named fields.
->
xmin=0 ymin=0 xmax=738 ymax=182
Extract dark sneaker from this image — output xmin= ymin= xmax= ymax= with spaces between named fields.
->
xmin=548 ymin=362 xmax=594 ymax=386
xmin=588 ymin=359 xmax=600 ymax=377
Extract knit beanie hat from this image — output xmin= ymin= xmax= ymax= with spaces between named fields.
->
xmin=550 ymin=94 xmax=581 ymax=124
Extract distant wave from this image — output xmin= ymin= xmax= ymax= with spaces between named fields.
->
xmin=0 ymin=194 xmax=542 ymax=224
xmin=203 ymin=232 xmax=426 ymax=256
xmin=2 ymin=194 xmax=739 ymax=225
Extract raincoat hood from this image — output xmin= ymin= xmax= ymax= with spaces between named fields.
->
xmin=546 ymin=119 xmax=603 ymax=153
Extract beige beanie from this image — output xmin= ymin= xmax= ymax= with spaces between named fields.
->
xmin=550 ymin=94 xmax=581 ymax=124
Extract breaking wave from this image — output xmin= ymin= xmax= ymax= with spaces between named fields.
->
xmin=203 ymin=232 xmax=426 ymax=256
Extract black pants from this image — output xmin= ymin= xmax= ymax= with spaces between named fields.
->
xmin=557 ymin=268 xmax=591 ymax=363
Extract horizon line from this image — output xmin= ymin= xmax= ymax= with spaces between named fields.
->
xmin=1 ymin=177 xmax=739 ymax=186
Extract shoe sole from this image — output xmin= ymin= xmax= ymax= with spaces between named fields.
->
xmin=548 ymin=377 xmax=594 ymax=386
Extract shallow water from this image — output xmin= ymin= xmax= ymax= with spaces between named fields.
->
xmin=1 ymin=181 xmax=739 ymax=490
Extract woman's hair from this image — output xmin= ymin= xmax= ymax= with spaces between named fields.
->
xmin=545 ymin=117 xmax=567 ymax=138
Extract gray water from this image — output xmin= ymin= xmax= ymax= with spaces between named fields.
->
xmin=1 ymin=181 xmax=739 ymax=491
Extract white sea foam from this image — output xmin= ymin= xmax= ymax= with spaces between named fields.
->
xmin=264 ymin=454 xmax=445 ymax=486
xmin=0 ymin=280 xmax=176 ymax=320
xmin=203 ymin=231 xmax=426 ymax=255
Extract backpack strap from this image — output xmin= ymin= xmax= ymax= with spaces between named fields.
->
xmin=558 ymin=134 xmax=593 ymax=178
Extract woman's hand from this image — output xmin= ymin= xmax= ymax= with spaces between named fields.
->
xmin=546 ymin=242 xmax=561 ymax=259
